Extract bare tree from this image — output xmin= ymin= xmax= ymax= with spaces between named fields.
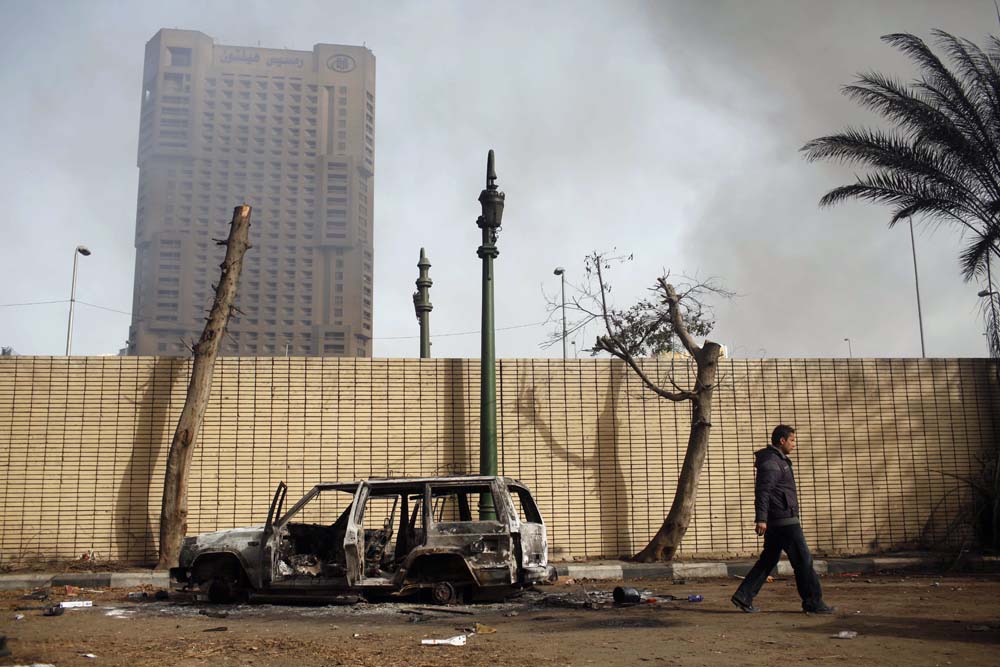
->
xmin=546 ymin=252 xmax=730 ymax=562
xmin=156 ymin=205 xmax=252 ymax=569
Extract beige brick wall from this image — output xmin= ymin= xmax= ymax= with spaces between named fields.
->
xmin=0 ymin=356 xmax=996 ymax=563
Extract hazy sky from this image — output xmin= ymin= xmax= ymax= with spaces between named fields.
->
xmin=1 ymin=0 xmax=998 ymax=359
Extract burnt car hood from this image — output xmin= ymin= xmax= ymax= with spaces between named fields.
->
xmin=181 ymin=525 xmax=266 ymax=560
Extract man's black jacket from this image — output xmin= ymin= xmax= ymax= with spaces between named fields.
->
xmin=754 ymin=446 xmax=799 ymax=524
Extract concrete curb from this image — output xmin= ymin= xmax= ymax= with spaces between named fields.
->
xmin=0 ymin=571 xmax=169 ymax=591
xmin=556 ymin=555 xmax=946 ymax=582
xmin=0 ymin=554 xmax=972 ymax=590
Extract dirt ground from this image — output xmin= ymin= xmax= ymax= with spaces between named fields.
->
xmin=1 ymin=572 xmax=998 ymax=666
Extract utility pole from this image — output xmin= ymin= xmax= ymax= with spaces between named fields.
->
xmin=908 ymin=217 xmax=926 ymax=358
xmin=554 ymin=267 xmax=566 ymax=360
xmin=413 ymin=248 xmax=433 ymax=358
xmin=476 ymin=150 xmax=505 ymax=520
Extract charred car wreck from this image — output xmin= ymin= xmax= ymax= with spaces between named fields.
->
xmin=171 ymin=476 xmax=555 ymax=604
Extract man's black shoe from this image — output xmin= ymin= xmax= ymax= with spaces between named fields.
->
xmin=803 ymin=602 xmax=836 ymax=614
xmin=731 ymin=595 xmax=760 ymax=613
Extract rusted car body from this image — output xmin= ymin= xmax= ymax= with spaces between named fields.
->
xmin=170 ymin=475 xmax=555 ymax=603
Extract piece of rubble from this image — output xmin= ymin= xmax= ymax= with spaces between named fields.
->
xmin=421 ymin=635 xmax=467 ymax=646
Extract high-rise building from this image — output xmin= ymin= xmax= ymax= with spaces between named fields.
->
xmin=127 ymin=29 xmax=375 ymax=357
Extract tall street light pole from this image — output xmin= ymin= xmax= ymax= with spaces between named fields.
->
xmin=908 ymin=217 xmax=926 ymax=358
xmin=65 ymin=245 xmax=92 ymax=355
xmin=553 ymin=267 xmax=566 ymax=360
xmin=476 ymin=150 xmax=504 ymax=520
xmin=413 ymin=248 xmax=433 ymax=358
xmin=843 ymin=337 xmax=853 ymax=359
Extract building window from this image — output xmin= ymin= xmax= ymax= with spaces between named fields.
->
xmin=167 ymin=47 xmax=192 ymax=67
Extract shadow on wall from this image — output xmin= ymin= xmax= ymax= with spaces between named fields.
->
xmin=515 ymin=361 xmax=630 ymax=558
xmin=440 ymin=358 xmax=471 ymax=475
xmin=114 ymin=357 xmax=185 ymax=564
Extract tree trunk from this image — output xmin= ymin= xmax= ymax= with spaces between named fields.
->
xmin=632 ymin=341 xmax=722 ymax=562
xmin=156 ymin=205 xmax=252 ymax=569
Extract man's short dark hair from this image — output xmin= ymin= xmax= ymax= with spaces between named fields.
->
xmin=771 ymin=424 xmax=795 ymax=447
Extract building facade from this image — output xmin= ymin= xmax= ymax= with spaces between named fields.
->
xmin=127 ymin=29 xmax=375 ymax=357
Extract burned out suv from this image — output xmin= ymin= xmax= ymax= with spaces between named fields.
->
xmin=171 ymin=476 xmax=555 ymax=604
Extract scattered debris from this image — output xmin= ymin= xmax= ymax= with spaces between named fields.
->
xmin=504 ymin=610 xmax=519 ymax=617
xmin=831 ymin=631 xmax=858 ymax=640
xmin=687 ymin=595 xmax=703 ymax=603
xmin=613 ymin=587 xmax=641 ymax=604
xmin=42 ymin=605 xmax=64 ymax=617
xmin=967 ymin=625 xmax=991 ymax=632
xmin=14 ymin=614 xmax=24 ymax=621
xmin=472 ymin=623 xmax=496 ymax=634
xmin=81 ymin=653 xmax=97 ymax=659
xmin=65 ymin=585 xmax=80 ymax=596
xmin=203 ymin=626 xmax=228 ymax=633
xmin=766 ymin=576 xmax=775 ymax=583
xmin=673 ymin=579 xmax=687 ymax=585
xmin=421 ymin=635 xmax=468 ymax=646
xmin=838 ymin=572 xmax=861 ymax=578
xmin=21 ymin=589 xmax=48 ymax=601
xmin=199 ymin=609 xmax=230 ymax=619
xmin=60 ymin=600 xmax=93 ymax=608
xmin=154 ymin=590 xmax=169 ymax=601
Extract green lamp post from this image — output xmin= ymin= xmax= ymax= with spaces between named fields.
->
xmin=477 ymin=150 xmax=505 ymax=519
xmin=412 ymin=248 xmax=433 ymax=358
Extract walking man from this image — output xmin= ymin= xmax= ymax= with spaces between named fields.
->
xmin=732 ymin=425 xmax=835 ymax=614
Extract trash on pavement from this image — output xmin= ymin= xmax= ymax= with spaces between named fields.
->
xmin=967 ymin=625 xmax=991 ymax=632
xmin=831 ymin=631 xmax=858 ymax=639
xmin=613 ymin=587 xmax=642 ymax=604
xmin=64 ymin=585 xmax=80 ymax=596
xmin=60 ymin=600 xmax=93 ymax=609
xmin=472 ymin=623 xmax=496 ymax=635
xmin=81 ymin=653 xmax=97 ymax=659
xmin=421 ymin=635 xmax=468 ymax=646
xmin=199 ymin=609 xmax=229 ymax=619
xmin=203 ymin=626 xmax=228 ymax=633
xmin=14 ymin=614 xmax=25 ymax=621
xmin=687 ymin=594 xmax=704 ymax=602
xmin=21 ymin=590 xmax=48 ymax=601
xmin=42 ymin=605 xmax=65 ymax=617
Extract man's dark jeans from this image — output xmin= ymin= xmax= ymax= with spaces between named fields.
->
xmin=734 ymin=523 xmax=824 ymax=610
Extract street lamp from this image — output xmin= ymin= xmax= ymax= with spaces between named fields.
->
xmin=553 ymin=267 xmax=566 ymax=360
xmin=843 ymin=337 xmax=853 ymax=359
xmin=476 ymin=150 xmax=504 ymax=520
xmin=65 ymin=245 xmax=92 ymax=355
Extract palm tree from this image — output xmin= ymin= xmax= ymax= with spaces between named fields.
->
xmin=802 ymin=31 xmax=1000 ymax=357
